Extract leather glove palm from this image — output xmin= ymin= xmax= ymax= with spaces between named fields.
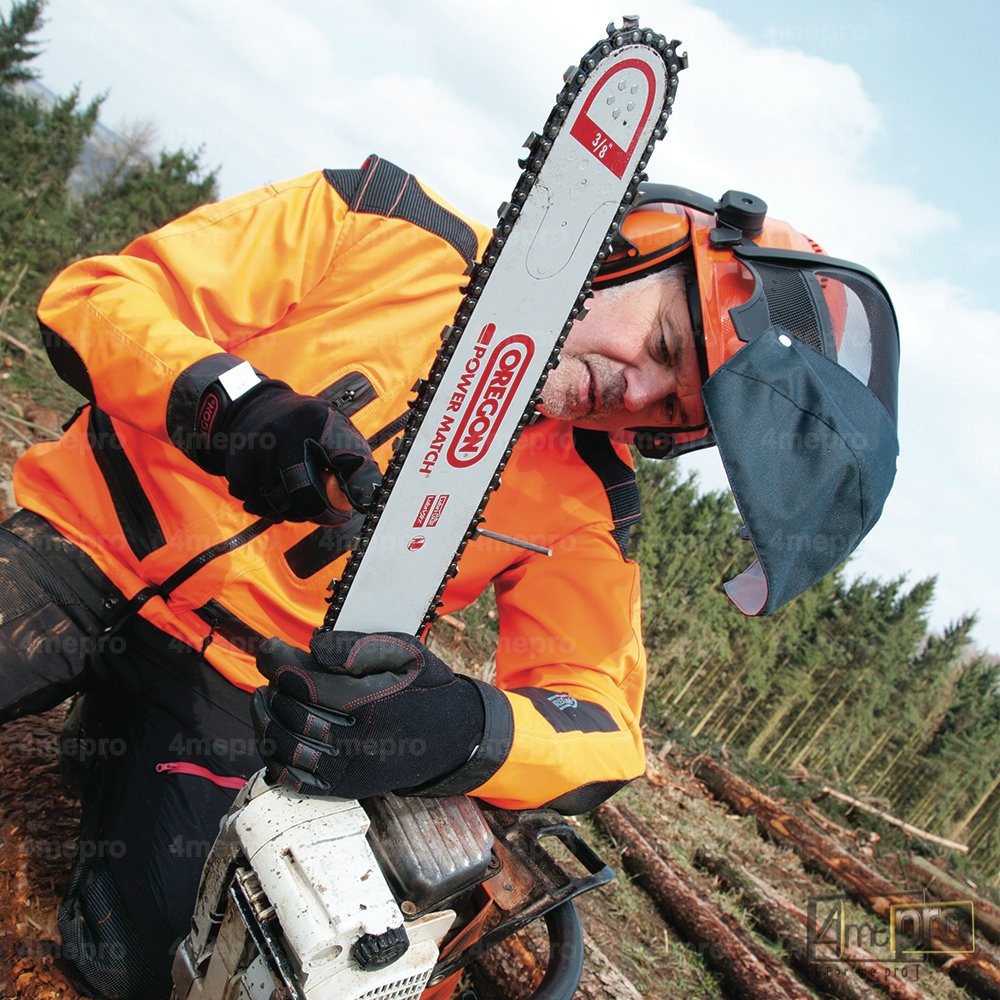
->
xmin=251 ymin=631 xmax=486 ymax=799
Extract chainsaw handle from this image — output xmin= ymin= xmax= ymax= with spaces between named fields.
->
xmin=530 ymin=900 xmax=584 ymax=1000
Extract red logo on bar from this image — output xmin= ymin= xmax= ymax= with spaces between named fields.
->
xmin=413 ymin=495 xmax=435 ymax=528
xmin=447 ymin=335 xmax=535 ymax=468
xmin=427 ymin=494 xmax=450 ymax=528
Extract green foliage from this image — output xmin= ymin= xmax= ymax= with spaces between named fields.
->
xmin=72 ymin=147 xmax=219 ymax=260
xmin=1 ymin=3 xmax=96 ymax=334
xmin=0 ymin=0 xmax=217 ymax=377
xmin=0 ymin=0 xmax=39 ymax=86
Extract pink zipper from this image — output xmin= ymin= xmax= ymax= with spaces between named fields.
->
xmin=156 ymin=761 xmax=246 ymax=790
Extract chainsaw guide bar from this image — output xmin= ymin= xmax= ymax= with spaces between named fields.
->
xmin=323 ymin=18 xmax=686 ymax=635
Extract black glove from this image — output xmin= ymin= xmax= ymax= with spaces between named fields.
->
xmin=197 ymin=378 xmax=380 ymax=524
xmin=250 ymin=631 xmax=487 ymax=799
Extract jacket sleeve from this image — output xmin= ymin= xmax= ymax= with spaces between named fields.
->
xmin=427 ymin=524 xmax=648 ymax=814
xmin=35 ymin=171 xmax=351 ymax=445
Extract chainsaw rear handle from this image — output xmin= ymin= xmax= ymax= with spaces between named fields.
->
xmin=531 ymin=900 xmax=585 ymax=1000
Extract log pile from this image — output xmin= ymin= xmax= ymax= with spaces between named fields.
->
xmin=693 ymin=847 xmax=926 ymax=1000
xmin=594 ymin=802 xmax=812 ymax=1000
xmin=693 ymin=754 xmax=1000 ymax=999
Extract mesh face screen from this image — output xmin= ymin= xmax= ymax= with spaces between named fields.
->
xmin=754 ymin=263 xmax=825 ymax=354
xmin=728 ymin=259 xmax=899 ymax=428
xmin=820 ymin=268 xmax=899 ymax=425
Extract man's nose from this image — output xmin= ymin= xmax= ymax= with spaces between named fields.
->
xmin=625 ymin=365 xmax=675 ymax=412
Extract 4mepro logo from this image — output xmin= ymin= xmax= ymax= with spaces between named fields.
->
xmin=806 ymin=890 xmax=975 ymax=964
xmin=446 ymin=332 xmax=534 ymax=468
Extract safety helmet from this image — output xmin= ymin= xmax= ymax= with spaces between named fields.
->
xmin=597 ymin=185 xmax=900 ymax=616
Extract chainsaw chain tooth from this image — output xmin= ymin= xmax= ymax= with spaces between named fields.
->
xmin=324 ymin=24 xmax=683 ymax=626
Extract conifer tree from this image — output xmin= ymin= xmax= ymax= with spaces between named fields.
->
xmin=0 ymin=0 xmax=217 ymax=367
xmin=0 ymin=1 xmax=98 ymax=336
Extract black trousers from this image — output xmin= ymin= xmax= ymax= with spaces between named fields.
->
xmin=0 ymin=510 xmax=262 ymax=999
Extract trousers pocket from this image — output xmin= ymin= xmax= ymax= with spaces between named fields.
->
xmin=58 ymin=855 xmax=169 ymax=1000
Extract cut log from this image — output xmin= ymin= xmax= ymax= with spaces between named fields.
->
xmin=470 ymin=920 xmax=644 ymax=1000
xmin=694 ymin=847 xmax=928 ymax=1000
xmin=898 ymin=855 xmax=1000 ymax=947
xmin=818 ymin=786 xmax=969 ymax=854
xmin=576 ymin=930 xmax=646 ymax=1000
xmin=694 ymin=755 xmax=1000 ymax=999
xmin=593 ymin=802 xmax=811 ymax=1000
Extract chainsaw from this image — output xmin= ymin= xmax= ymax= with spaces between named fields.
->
xmin=170 ymin=18 xmax=685 ymax=1000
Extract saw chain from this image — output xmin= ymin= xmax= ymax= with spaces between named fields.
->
xmin=323 ymin=17 xmax=686 ymax=635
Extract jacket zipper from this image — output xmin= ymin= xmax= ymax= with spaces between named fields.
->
xmin=156 ymin=761 xmax=246 ymax=790
xmin=88 ymin=407 xmax=167 ymax=559
xmin=319 ymin=371 xmax=377 ymax=414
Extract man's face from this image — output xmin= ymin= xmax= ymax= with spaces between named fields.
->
xmin=538 ymin=273 xmax=706 ymax=433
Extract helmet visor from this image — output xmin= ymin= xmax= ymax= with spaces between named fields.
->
xmin=703 ymin=252 xmax=900 ymax=615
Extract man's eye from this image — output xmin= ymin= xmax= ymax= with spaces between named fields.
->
xmin=658 ymin=332 xmax=673 ymax=367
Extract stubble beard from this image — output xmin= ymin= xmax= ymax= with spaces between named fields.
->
xmin=538 ymin=353 xmax=625 ymax=422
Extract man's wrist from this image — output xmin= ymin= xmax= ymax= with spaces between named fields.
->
xmin=403 ymin=679 xmax=514 ymax=798
xmin=167 ymin=355 xmax=265 ymax=471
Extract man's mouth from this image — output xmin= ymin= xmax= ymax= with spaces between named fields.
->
xmin=579 ymin=359 xmax=601 ymax=414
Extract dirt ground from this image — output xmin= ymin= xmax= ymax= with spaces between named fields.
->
xmin=0 ymin=708 xmax=85 ymax=999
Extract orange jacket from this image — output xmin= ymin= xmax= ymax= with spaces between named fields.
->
xmin=18 ymin=156 xmax=647 ymax=811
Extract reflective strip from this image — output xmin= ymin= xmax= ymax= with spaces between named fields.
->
xmin=217 ymin=360 xmax=261 ymax=401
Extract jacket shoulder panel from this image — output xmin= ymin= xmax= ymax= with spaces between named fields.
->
xmin=324 ymin=156 xmax=478 ymax=264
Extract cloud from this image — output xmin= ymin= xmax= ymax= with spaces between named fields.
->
xmin=864 ymin=276 xmax=1000 ymax=644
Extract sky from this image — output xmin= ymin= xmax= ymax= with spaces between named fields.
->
xmin=25 ymin=0 xmax=1000 ymax=652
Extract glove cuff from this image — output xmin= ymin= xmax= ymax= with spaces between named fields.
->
xmin=168 ymin=355 xmax=267 ymax=472
xmin=405 ymin=678 xmax=514 ymax=797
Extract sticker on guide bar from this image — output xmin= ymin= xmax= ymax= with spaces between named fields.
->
xmin=570 ymin=59 xmax=656 ymax=178
xmin=427 ymin=495 xmax=450 ymax=527
xmin=413 ymin=494 xmax=451 ymax=528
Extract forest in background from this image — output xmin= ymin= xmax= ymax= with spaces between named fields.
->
xmin=1 ymin=0 xmax=997 ymax=881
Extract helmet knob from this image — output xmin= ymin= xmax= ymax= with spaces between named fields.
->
xmin=716 ymin=190 xmax=768 ymax=238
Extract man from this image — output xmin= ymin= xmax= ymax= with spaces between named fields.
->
xmin=0 ymin=157 xmax=899 ymax=997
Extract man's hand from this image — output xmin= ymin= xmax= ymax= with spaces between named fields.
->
xmin=200 ymin=379 xmax=381 ymax=524
xmin=250 ymin=631 xmax=486 ymax=799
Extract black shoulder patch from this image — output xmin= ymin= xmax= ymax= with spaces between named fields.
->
xmin=323 ymin=156 xmax=477 ymax=263
xmin=572 ymin=429 xmax=642 ymax=558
